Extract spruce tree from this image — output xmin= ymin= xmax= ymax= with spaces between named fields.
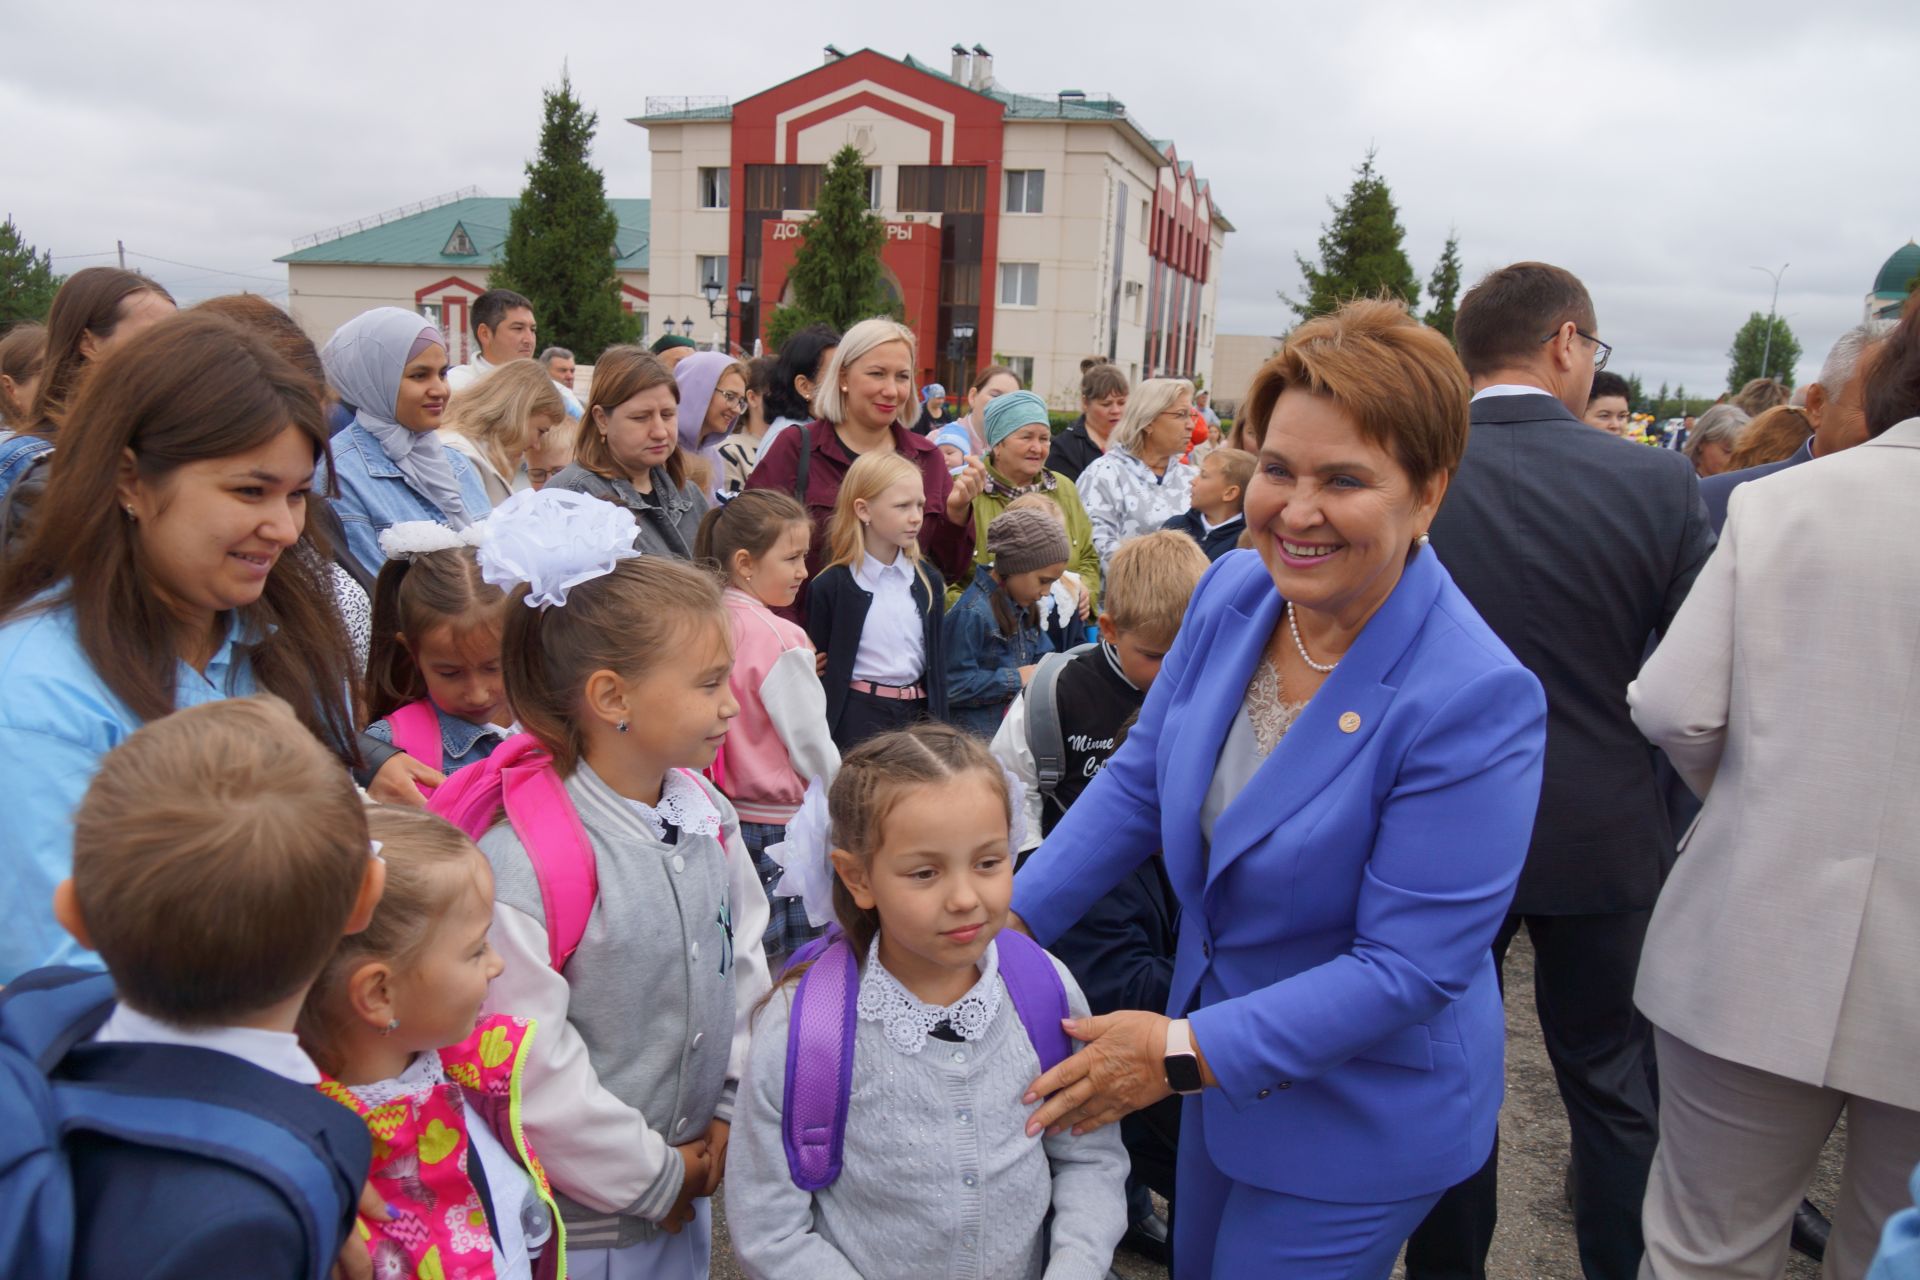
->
xmin=1423 ymin=232 xmax=1463 ymax=341
xmin=764 ymin=145 xmax=892 ymax=350
xmin=1 ymin=216 xmax=63 ymax=328
xmin=493 ymin=71 xmax=637 ymax=360
xmin=1725 ymin=311 xmax=1802 ymax=391
xmin=1283 ymin=149 xmax=1420 ymax=322
xmin=1654 ymin=381 xmax=1670 ymax=419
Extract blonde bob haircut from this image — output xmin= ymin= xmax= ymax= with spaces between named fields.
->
xmin=1111 ymin=377 xmax=1195 ymax=457
xmin=810 ymin=318 xmax=918 ymax=428
xmin=1243 ymin=299 xmax=1470 ymax=492
xmin=444 ymin=357 xmax=567 ymax=468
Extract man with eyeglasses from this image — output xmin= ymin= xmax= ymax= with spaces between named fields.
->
xmin=1407 ymin=262 xmax=1714 ymax=1280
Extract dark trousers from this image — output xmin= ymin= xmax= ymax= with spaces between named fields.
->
xmin=829 ymin=688 xmax=928 ymax=754
xmin=1405 ymin=910 xmax=1659 ymax=1280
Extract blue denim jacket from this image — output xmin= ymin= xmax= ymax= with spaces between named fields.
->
xmin=321 ymin=423 xmax=492 ymax=576
xmin=365 ymin=701 xmax=511 ymax=777
xmin=943 ymin=565 xmax=1057 ymax=738
xmin=0 ymin=597 xmax=260 ymax=980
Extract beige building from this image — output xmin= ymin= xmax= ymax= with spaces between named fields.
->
xmin=632 ymin=45 xmax=1230 ymax=406
xmin=1210 ymin=333 xmax=1284 ymax=414
xmin=277 ymin=192 xmax=650 ymax=362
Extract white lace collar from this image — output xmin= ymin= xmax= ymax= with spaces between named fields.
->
xmin=346 ymin=1047 xmax=448 ymax=1108
xmin=620 ymin=768 xmax=724 ymax=842
xmin=856 ymin=935 xmax=1003 ymax=1056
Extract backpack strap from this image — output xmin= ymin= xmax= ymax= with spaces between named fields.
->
xmin=0 ymin=970 xmax=118 ymax=1070
xmin=53 ymin=1085 xmax=347 ymax=1280
xmin=501 ymin=758 xmax=600 ymax=973
xmin=384 ymin=701 xmax=444 ymax=790
xmin=792 ymin=422 xmax=813 ymax=507
xmin=995 ymin=931 xmax=1072 ymax=1074
xmin=781 ymin=933 xmax=859 ymax=1191
xmin=1026 ymin=643 xmax=1096 ymax=802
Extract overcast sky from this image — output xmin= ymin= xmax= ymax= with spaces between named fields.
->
xmin=8 ymin=0 xmax=1914 ymax=394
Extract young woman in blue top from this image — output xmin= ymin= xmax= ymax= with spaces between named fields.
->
xmin=0 ymin=312 xmax=361 ymax=981
xmin=321 ymin=307 xmax=492 ymax=576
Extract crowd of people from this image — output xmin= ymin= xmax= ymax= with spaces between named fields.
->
xmin=0 ymin=258 xmax=1917 ymax=1280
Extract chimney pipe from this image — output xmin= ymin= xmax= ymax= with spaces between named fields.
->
xmin=951 ymin=44 xmax=970 ymax=83
xmin=823 ymin=44 xmax=844 ymax=65
xmin=970 ymin=44 xmax=993 ymax=91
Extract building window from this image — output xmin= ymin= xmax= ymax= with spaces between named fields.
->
xmin=866 ymin=166 xmax=883 ymax=210
xmin=699 ymin=167 xmax=730 ymax=210
xmin=636 ymin=310 xmax=649 ymax=341
xmin=697 ymin=255 xmax=728 ymax=292
xmin=743 ymin=164 xmax=824 ymax=212
xmin=418 ymin=301 xmax=444 ymax=336
xmin=999 ymin=262 xmax=1039 ymax=308
xmin=1003 ymin=355 xmax=1035 ymax=386
xmin=898 ymin=165 xmax=988 ymax=214
xmin=1005 ymin=170 xmax=1045 ymax=214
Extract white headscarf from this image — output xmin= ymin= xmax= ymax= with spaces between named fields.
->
xmin=321 ymin=307 xmax=472 ymax=527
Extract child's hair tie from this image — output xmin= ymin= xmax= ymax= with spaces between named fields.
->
xmin=377 ymin=520 xmax=484 ymax=562
xmin=766 ymin=766 xmax=1031 ymax=929
xmin=475 ymin=487 xmax=643 ymax=609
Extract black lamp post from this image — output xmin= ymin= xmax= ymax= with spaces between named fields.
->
xmin=700 ymin=280 xmax=756 ymax=351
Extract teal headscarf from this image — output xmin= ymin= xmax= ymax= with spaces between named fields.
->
xmin=982 ymin=389 xmax=1049 ymax=448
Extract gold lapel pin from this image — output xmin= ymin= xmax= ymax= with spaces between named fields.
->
xmin=1339 ymin=711 xmax=1362 ymax=734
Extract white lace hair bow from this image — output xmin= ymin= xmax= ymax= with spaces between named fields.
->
xmin=475 ymin=488 xmax=643 ymax=609
xmin=378 ymin=520 xmax=485 ymax=562
xmin=767 ymin=766 xmax=1032 ymax=929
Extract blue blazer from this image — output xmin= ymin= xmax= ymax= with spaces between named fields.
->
xmin=1012 ymin=548 xmax=1546 ymax=1204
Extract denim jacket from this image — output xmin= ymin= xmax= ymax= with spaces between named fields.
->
xmin=943 ymin=565 xmax=1058 ymax=739
xmin=364 ymin=701 xmax=512 ymax=777
xmin=321 ymin=423 xmax=492 ymax=577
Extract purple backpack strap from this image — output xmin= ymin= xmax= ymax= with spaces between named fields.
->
xmin=996 ymin=930 xmax=1072 ymax=1073
xmin=782 ymin=932 xmax=860 ymax=1191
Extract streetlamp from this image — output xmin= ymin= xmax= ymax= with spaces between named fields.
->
xmin=1749 ymin=263 xmax=1789 ymax=380
xmin=701 ymin=280 xmax=756 ymax=352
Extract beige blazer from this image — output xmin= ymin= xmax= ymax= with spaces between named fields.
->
xmin=1630 ymin=417 xmax=1920 ymax=1110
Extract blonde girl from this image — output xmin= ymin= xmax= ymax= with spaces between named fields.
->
xmin=804 ymin=450 xmax=950 ymax=751
xmin=439 ymin=357 xmax=568 ymax=504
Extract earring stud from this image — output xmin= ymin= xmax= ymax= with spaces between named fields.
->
xmin=380 ymin=1018 xmax=399 ymax=1036
xmin=616 ymin=720 xmax=629 ymax=734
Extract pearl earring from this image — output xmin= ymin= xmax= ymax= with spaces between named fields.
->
xmin=1416 ymin=532 xmax=1431 ymax=546
xmin=380 ymin=1018 xmax=399 ymax=1036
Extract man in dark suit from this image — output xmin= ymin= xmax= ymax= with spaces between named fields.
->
xmin=1406 ymin=262 xmax=1714 ymax=1280
xmin=1699 ymin=322 xmax=1887 ymax=533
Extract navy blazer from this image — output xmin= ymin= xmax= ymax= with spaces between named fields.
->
xmin=1014 ymin=549 xmax=1546 ymax=1204
xmin=1699 ymin=438 xmax=1813 ymax=534
xmin=807 ymin=560 xmax=949 ymax=733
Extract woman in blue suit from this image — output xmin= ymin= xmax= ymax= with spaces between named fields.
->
xmin=1014 ymin=300 xmax=1548 ymax=1278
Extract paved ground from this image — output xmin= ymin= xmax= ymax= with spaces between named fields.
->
xmin=710 ymin=931 xmax=1845 ymax=1278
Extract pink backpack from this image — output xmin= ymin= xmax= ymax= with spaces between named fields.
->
xmin=384 ymin=700 xmax=444 ymax=800
xmin=428 ymin=733 xmax=600 ymax=971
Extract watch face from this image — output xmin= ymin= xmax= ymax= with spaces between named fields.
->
xmin=1164 ymin=1054 xmax=1204 ymax=1094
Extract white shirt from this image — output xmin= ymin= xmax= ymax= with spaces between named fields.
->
xmin=446 ymin=352 xmax=496 ymax=393
xmin=850 ymin=552 xmax=926 ymax=685
xmin=1471 ymin=383 xmax=1554 ymax=402
xmin=93 ymin=1004 xmax=320 ymax=1083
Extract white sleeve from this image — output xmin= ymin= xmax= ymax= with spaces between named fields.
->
xmin=992 ymin=693 xmax=1044 ymax=853
xmin=724 ymin=992 xmax=866 ymax=1280
xmin=1039 ymin=956 xmax=1131 ymax=1280
xmin=761 ymin=645 xmax=842 ymax=788
xmin=483 ymin=903 xmax=683 ymax=1219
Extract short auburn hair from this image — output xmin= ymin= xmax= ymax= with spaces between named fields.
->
xmin=576 ymin=344 xmax=686 ymax=488
xmin=1243 ymin=299 xmax=1470 ymax=491
xmin=1103 ymin=529 xmax=1210 ymax=641
xmin=72 ymin=696 xmax=369 ymax=1026
xmin=1454 ymin=261 xmax=1595 ymax=380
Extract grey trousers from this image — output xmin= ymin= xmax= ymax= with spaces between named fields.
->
xmin=1640 ymin=1027 xmax=1920 ymax=1280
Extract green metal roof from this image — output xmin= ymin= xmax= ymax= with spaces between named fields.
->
xmin=1873 ymin=240 xmax=1919 ymax=297
xmin=278 ymin=196 xmax=650 ymax=270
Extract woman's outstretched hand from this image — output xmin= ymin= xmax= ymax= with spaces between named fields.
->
xmin=1023 ymin=1010 xmax=1174 ymax=1138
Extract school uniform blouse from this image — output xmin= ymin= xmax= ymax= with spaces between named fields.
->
xmin=850 ymin=553 xmax=926 ymax=686
xmin=0 ymin=598 xmax=262 ymax=981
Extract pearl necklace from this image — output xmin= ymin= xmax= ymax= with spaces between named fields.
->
xmin=1287 ymin=601 xmax=1340 ymax=674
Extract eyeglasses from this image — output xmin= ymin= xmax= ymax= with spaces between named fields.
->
xmin=717 ymin=390 xmax=747 ymax=409
xmin=1542 ymin=325 xmax=1611 ymax=372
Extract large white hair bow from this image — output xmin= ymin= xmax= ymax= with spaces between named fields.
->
xmin=476 ymin=488 xmax=643 ymax=609
xmin=378 ymin=520 xmax=485 ymax=562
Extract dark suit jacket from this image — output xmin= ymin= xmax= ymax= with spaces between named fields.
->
xmin=1699 ymin=439 xmax=1813 ymax=534
xmin=806 ymin=561 xmax=949 ymax=734
xmin=1429 ymin=392 xmax=1714 ymax=914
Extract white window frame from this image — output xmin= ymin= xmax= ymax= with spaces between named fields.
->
xmin=998 ymin=262 xmax=1039 ymax=309
xmin=1004 ymin=355 xmax=1035 ymax=386
xmin=866 ymin=166 xmax=884 ymax=210
xmin=1005 ymin=169 xmax=1045 ymax=214
xmin=696 ymin=255 xmax=728 ymax=292
xmin=698 ymin=167 xmax=730 ymax=210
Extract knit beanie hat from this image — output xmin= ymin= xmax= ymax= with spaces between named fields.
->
xmin=987 ymin=506 xmax=1071 ymax=577
xmin=932 ymin=423 xmax=974 ymax=456
xmin=982 ymin=389 xmax=1049 ymax=449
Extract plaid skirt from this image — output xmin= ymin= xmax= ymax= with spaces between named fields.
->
xmin=740 ymin=819 xmax=826 ymax=964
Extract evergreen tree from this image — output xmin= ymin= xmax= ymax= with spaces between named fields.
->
xmin=1625 ymin=373 xmax=1646 ymax=410
xmin=492 ymin=71 xmax=637 ymax=360
xmin=1422 ymin=232 xmax=1462 ymax=341
xmin=1725 ymin=311 xmax=1802 ymax=391
xmin=1 ymin=216 xmax=63 ymax=328
xmin=1282 ymin=149 xmax=1420 ymax=322
xmin=1654 ymin=380 xmax=1670 ymax=419
xmin=764 ymin=145 xmax=892 ymax=350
